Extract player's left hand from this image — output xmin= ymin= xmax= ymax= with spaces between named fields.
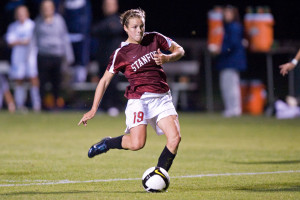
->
xmin=154 ymin=48 xmax=169 ymax=65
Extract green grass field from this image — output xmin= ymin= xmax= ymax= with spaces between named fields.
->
xmin=0 ymin=112 xmax=299 ymax=199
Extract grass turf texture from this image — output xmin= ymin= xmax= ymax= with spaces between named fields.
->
xmin=0 ymin=112 xmax=299 ymax=199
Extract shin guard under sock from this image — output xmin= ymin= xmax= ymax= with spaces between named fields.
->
xmin=157 ymin=146 xmax=176 ymax=171
xmin=106 ymin=135 xmax=124 ymax=149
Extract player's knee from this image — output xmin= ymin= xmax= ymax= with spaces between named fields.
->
xmin=167 ymin=134 xmax=181 ymax=149
xmin=174 ymin=134 xmax=181 ymax=146
xmin=130 ymin=140 xmax=145 ymax=151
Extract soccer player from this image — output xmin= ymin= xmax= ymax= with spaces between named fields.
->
xmin=6 ymin=5 xmax=41 ymax=112
xmin=279 ymin=49 xmax=300 ymax=76
xmin=78 ymin=8 xmax=184 ymax=172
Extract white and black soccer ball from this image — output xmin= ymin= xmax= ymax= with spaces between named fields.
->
xmin=142 ymin=167 xmax=170 ymax=192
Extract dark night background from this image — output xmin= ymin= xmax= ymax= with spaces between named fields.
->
xmin=0 ymin=0 xmax=300 ymax=110
xmin=1 ymin=0 xmax=300 ymax=39
xmin=114 ymin=0 xmax=300 ymax=40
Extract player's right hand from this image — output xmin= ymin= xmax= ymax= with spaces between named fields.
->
xmin=78 ymin=109 xmax=96 ymax=126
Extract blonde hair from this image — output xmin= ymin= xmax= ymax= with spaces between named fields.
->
xmin=120 ymin=8 xmax=145 ymax=27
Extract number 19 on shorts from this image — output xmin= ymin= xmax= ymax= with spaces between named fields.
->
xmin=133 ymin=111 xmax=144 ymax=123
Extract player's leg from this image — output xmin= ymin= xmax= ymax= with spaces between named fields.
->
xmin=88 ymin=125 xmax=147 ymax=158
xmin=29 ymin=76 xmax=41 ymax=112
xmin=121 ymin=124 xmax=147 ymax=150
xmin=28 ymin=54 xmax=41 ymax=112
xmin=120 ymin=99 xmax=147 ymax=150
xmin=88 ymin=99 xmax=147 ymax=158
xmin=156 ymin=115 xmax=181 ymax=171
xmin=14 ymin=79 xmax=26 ymax=110
xmin=12 ymin=63 xmax=26 ymax=110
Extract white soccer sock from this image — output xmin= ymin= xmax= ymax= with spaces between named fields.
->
xmin=75 ymin=65 xmax=87 ymax=83
xmin=14 ymin=85 xmax=26 ymax=109
xmin=30 ymin=86 xmax=41 ymax=111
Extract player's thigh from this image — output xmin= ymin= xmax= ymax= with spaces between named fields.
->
xmin=125 ymin=99 xmax=148 ymax=147
xmin=129 ymin=124 xmax=147 ymax=146
xmin=125 ymin=99 xmax=147 ymax=132
xmin=157 ymin=115 xmax=181 ymax=139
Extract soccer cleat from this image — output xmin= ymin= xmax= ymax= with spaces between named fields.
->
xmin=88 ymin=137 xmax=112 ymax=158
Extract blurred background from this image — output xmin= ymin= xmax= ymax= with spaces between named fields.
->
xmin=0 ymin=0 xmax=300 ymax=118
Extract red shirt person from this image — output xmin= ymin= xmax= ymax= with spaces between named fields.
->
xmin=107 ymin=32 xmax=172 ymax=99
xmin=78 ymin=8 xmax=185 ymax=174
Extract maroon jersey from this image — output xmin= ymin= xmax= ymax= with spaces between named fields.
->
xmin=106 ymin=32 xmax=173 ymax=99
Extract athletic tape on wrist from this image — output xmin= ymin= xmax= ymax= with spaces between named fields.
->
xmin=291 ymin=59 xmax=298 ymax=66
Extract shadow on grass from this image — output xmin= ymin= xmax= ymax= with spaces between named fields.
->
xmin=0 ymin=172 xmax=33 ymax=176
xmin=236 ymin=185 xmax=300 ymax=192
xmin=174 ymin=182 xmax=300 ymax=193
xmin=231 ymin=160 xmax=300 ymax=165
xmin=0 ymin=190 xmax=146 ymax=196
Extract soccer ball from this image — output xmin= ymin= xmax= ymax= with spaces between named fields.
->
xmin=142 ymin=167 xmax=170 ymax=192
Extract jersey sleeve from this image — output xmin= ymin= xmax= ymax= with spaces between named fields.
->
xmin=155 ymin=32 xmax=173 ymax=52
xmin=106 ymin=48 xmax=124 ymax=74
xmin=5 ymin=24 xmax=17 ymax=44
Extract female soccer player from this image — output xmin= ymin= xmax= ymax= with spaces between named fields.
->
xmin=78 ymin=8 xmax=184 ymax=172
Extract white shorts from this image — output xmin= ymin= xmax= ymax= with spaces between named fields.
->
xmin=9 ymin=53 xmax=38 ymax=80
xmin=125 ymin=91 xmax=178 ymax=135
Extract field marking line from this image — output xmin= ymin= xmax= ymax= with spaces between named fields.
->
xmin=0 ymin=180 xmax=50 ymax=183
xmin=174 ymin=170 xmax=300 ymax=178
xmin=1 ymin=170 xmax=299 ymax=187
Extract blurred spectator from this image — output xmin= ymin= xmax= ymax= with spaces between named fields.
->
xmin=6 ymin=5 xmax=41 ymax=112
xmin=215 ymin=5 xmax=247 ymax=117
xmin=30 ymin=0 xmax=74 ymax=110
xmin=0 ymin=74 xmax=16 ymax=113
xmin=26 ymin=0 xmax=60 ymax=17
xmin=3 ymin=0 xmax=25 ymax=32
xmin=61 ymin=0 xmax=92 ymax=82
xmin=91 ymin=0 xmax=123 ymax=115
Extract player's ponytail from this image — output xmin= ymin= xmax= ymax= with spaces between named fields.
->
xmin=120 ymin=8 xmax=146 ymax=27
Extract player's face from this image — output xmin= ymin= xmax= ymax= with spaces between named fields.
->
xmin=124 ymin=17 xmax=145 ymax=44
xmin=16 ymin=7 xmax=29 ymax=23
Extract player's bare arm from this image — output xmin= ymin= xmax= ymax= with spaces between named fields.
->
xmin=78 ymin=71 xmax=114 ymax=126
xmin=8 ymin=39 xmax=30 ymax=47
xmin=153 ymin=41 xmax=185 ymax=65
xmin=279 ymin=49 xmax=300 ymax=76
